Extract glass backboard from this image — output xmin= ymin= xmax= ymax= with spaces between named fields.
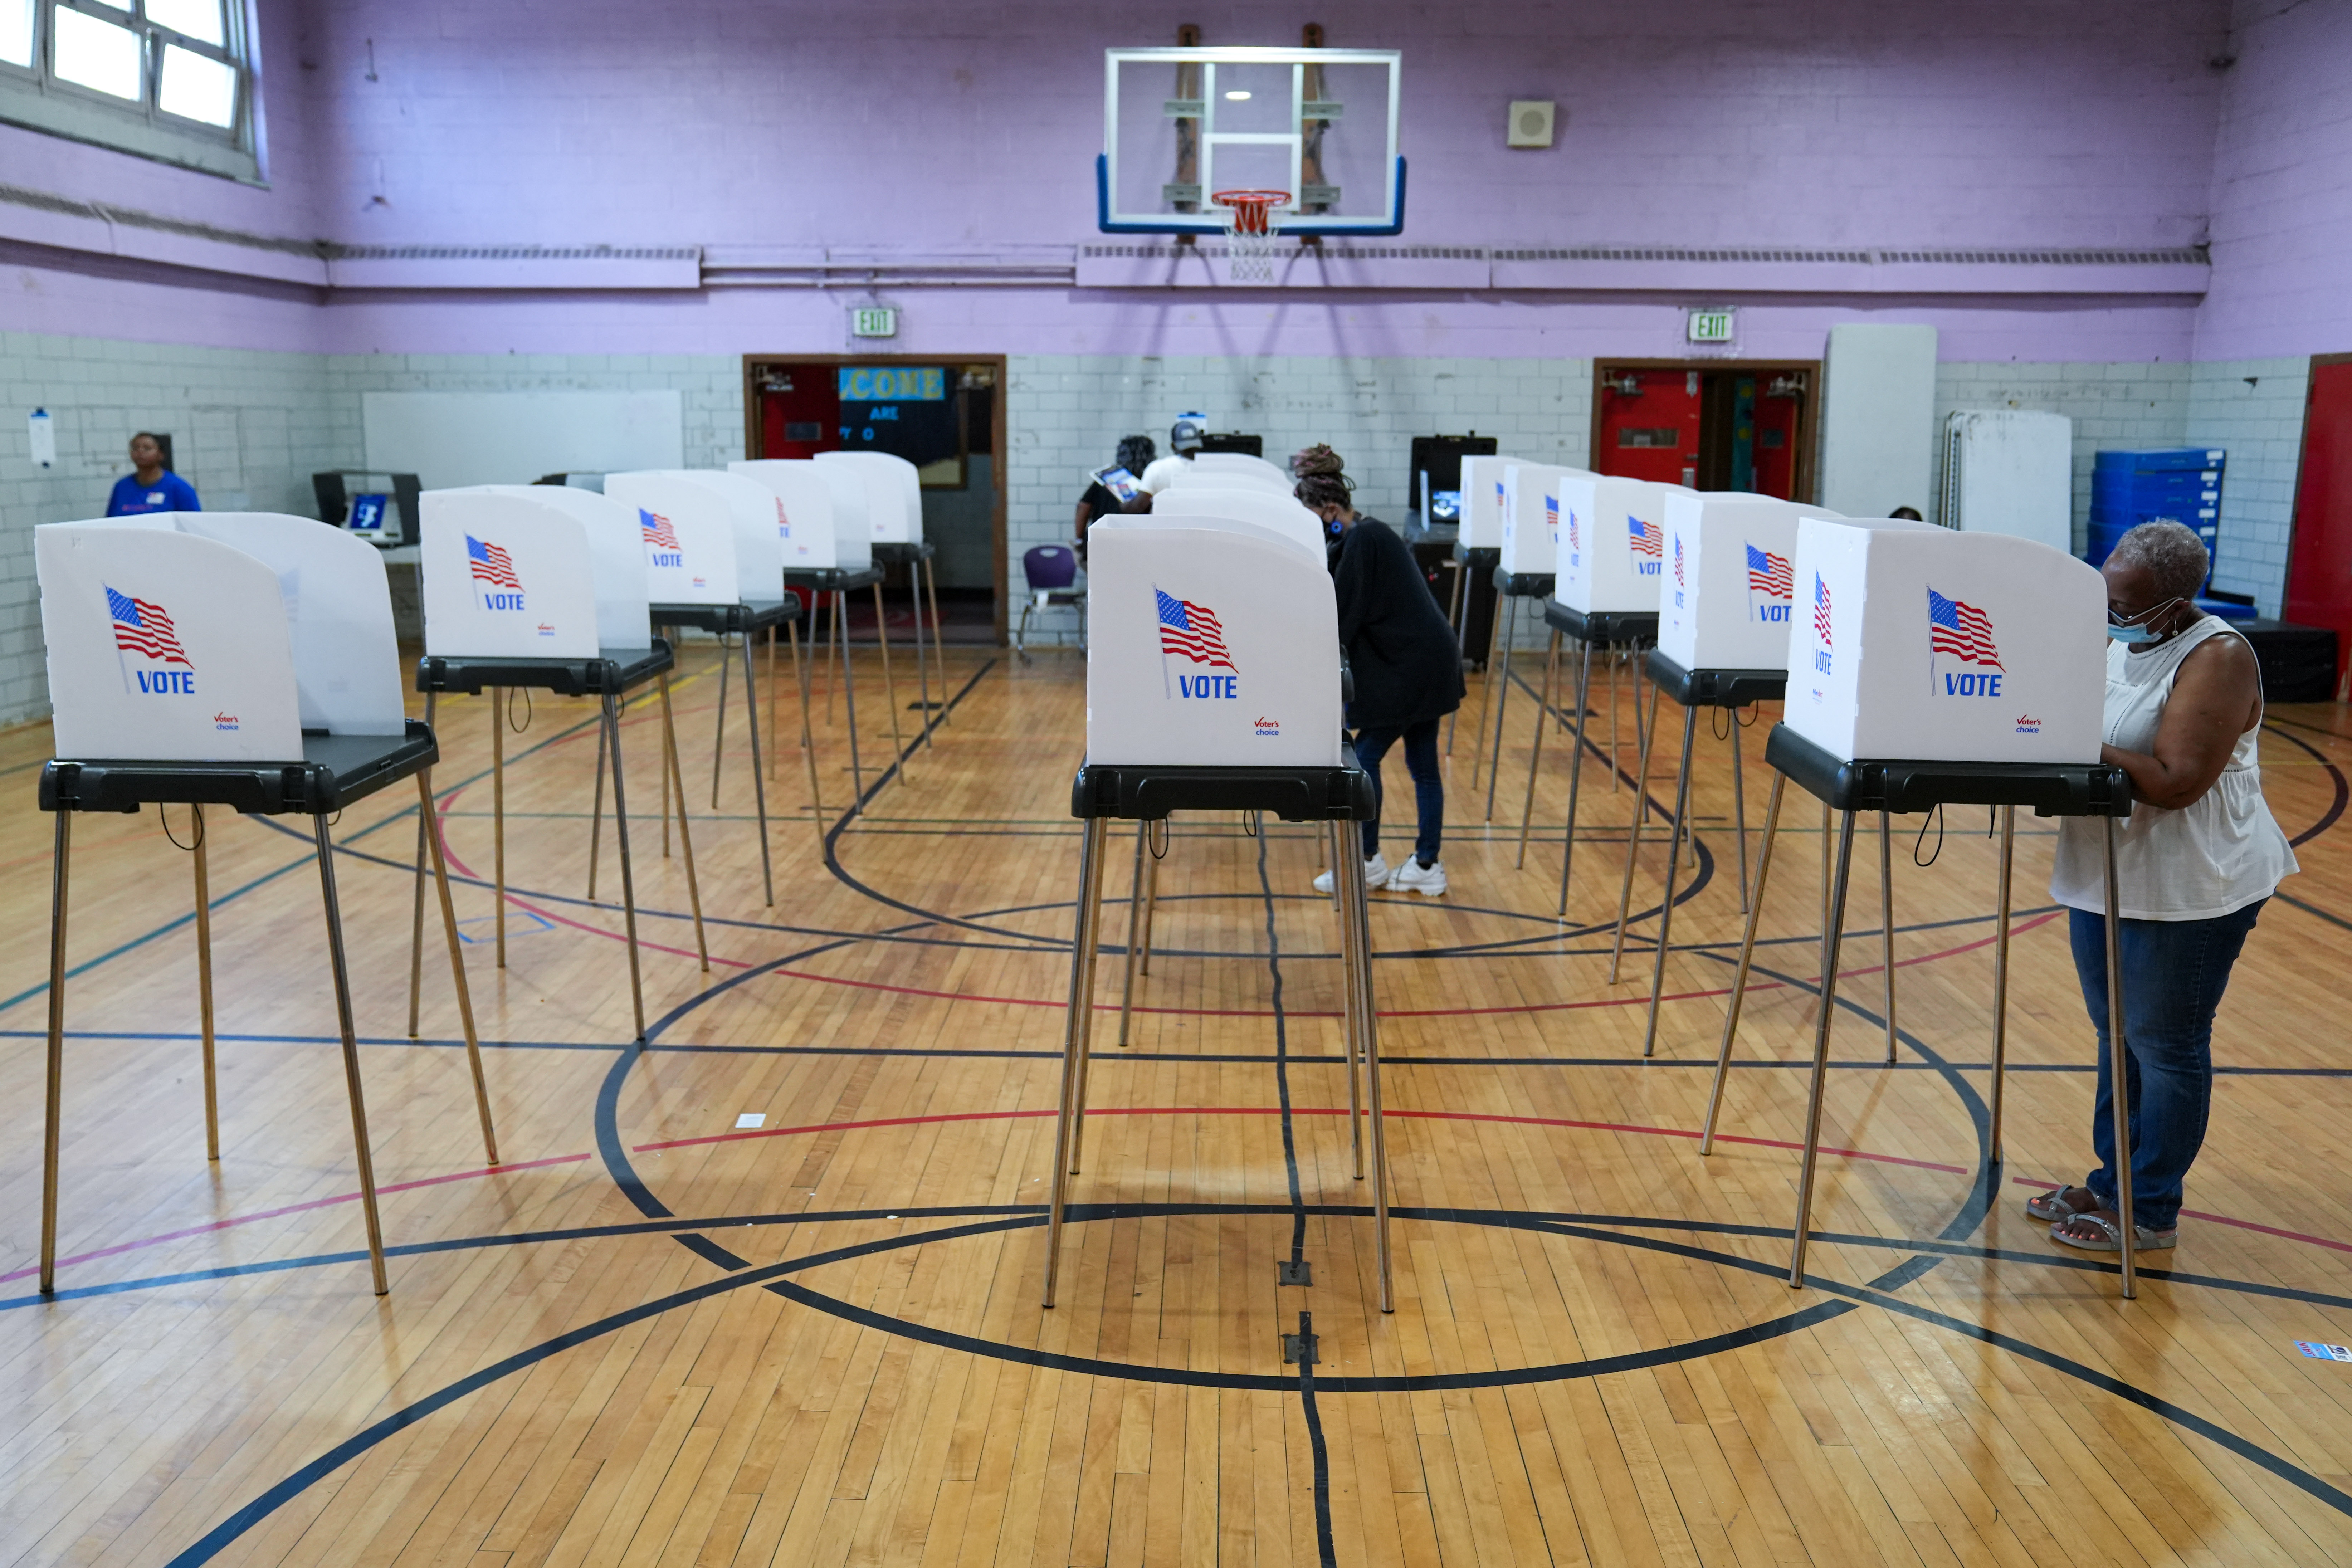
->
xmin=1100 ymin=47 xmax=1404 ymax=235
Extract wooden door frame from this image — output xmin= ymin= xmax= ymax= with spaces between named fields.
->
xmin=2280 ymin=351 xmax=2351 ymax=628
xmin=1589 ymin=358 xmax=1824 ymax=503
xmin=742 ymin=352 xmax=1011 ymax=644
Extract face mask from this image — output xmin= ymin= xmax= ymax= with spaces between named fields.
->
xmin=2107 ymin=595 xmax=2182 ymax=645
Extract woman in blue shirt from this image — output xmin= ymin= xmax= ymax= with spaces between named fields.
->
xmin=104 ymin=433 xmax=200 ymax=516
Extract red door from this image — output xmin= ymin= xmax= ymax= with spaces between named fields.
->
xmin=1597 ymin=368 xmax=1702 ymax=485
xmin=2286 ymin=359 xmax=2352 ymax=674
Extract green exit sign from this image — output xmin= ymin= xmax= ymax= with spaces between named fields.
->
xmin=850 ymin=306 xmax=898 ymax=338
xmin=1687 ymin=309 xmax=1735 ymax=343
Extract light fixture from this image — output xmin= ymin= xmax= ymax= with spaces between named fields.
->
xmin=1224 ymin=89 xmax=1250 ymax=100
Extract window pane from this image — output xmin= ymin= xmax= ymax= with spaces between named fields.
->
xmin=1 ymin=0 xmax=34 ymax=68
xmin=145 ymin=0 xmax=223 ymax=45
xmin=157 ymin=41 xmax=233 ymax=124
xmin=53 ymin=8 xmax=143 ymax=99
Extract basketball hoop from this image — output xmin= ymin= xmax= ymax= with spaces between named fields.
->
xmin=1212 ymin=189 xmax=1289 ymax=284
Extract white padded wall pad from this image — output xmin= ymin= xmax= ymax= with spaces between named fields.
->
xmin=1821 ymin=323 xmax=1939 ymax=519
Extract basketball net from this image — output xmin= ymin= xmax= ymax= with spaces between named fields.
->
xmin=1212 ymin=190 xmax=1288 ymax=284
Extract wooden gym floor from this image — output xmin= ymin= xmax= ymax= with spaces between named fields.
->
xmin=4 ymin=637 xmax=2352 ymax=1566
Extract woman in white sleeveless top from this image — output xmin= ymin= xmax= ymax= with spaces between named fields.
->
xmin=2035 ymin=520 xmax=2297 ymax=1252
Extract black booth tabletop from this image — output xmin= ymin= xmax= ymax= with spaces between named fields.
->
xmin=649 ymin=598 xmax=802 ymax=635
xmin=415 ymin=640 xmax=674 ymax=698
xmin=1763 ymin=722 xmax=2132 ymax=818
xmin=1542 ymin=602 xmax=1659 ymax=645
xmin=41 ymin=719 xmax=438 ymax=816
xmin=869 ymin=541 xmax=935 ymax=562
xmin=785 ymin=565 xmax=887 ymax=592
xmin=1071 ymin=746 xmax=1377 ymax=823
xmin=1491 ymin=567 xmax=1555 ymax=598
xmin=1645 ymin=649 xmax=1786 ymax=709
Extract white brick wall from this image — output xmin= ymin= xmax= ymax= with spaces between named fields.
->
xmin=1931 ymin=361 xmax=2193 ymax=547
xmin=2187 ymin=357 xmax=2311 ymax=616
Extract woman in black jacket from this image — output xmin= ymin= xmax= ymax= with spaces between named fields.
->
xmin=1298 ymin=472 xmax=1464 ymax=895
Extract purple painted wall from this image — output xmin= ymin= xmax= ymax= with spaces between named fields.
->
xmin=2193 ymin=0 xmax=2352 ymax=359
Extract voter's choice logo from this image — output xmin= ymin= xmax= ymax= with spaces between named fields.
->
xmin=1543 ymin=495 xmax=1560 ymax=547
xmin=2015 ymin=714 xmax=2043 ymax=734
xmin=106 ymin=586 xmax=196 ymax=695
xmin=1629 ymin=515 xmax=1663 ymax=575
xmin=1746 ymin=544 xmax=1792 ymax=622
xmin=467 ymin=535 xmax=526 ymax=611
xmin=1253 ymin=716 xmax=1282 ymax=737
xmin=640 ymin=508 xmax=684 ymax=568
xmin=1155 ymin=586 xmax=1239 ymax=700
xmin=1928 ymin=588 xmax=2005 ymax=697
xmin=212 ymin=710 xmax=239 ymax=731
xmin=1810 ymin=573 xmax=1833 ymax=677
xmin=536 ymin=622 xmax=557 ymax=639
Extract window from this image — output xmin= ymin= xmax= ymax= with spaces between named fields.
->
xmin=0 ymin=0 xmax=260 ymax=181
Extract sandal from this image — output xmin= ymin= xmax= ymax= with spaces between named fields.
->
xmin=2049 ymin=1210 xmax=2178 ymax=1253
xmin=2024 ymin=1184 xmax=2100 ymax=1224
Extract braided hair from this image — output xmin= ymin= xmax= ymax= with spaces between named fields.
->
xmin=1295 ymin=472 xmax=1354 ymax=514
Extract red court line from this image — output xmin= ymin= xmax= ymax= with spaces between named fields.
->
xmin=0 ymin=1152 xmax=589 ymax=1285
xmin=2010 ymin=1177 xmax=2352 ymax=1257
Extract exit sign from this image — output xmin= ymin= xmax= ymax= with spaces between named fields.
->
xmin=850 ymin=306 xmax=898 ymax=338
xmin=1687 ymin=309 xmax=1735 ymax=343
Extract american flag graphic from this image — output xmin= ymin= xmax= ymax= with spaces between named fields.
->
xmin=1155 ymin=588 xmax=1236 ymax=671
xmin=467 ymin=535 xmax=523 ymax=590
xmin=1673 ymin=533 xmax=1685 ymax=586
xmin=1629 ymin=514 xmax=1663 ymax=558
xmin=106 ymin=586 xmax=191 ymax=667
xmin=640 ymin=509 xmax=682 ymax=550
xmin=1928 ymin=588 xmax=2003 ymax=668
xmin=1746 ymin=543 xmax=1793 ymax=599
xmin=1813 ymin=573 xmax=1833 ymax=647
xmin=1544 ymin=495 xmax=1559 ymax=537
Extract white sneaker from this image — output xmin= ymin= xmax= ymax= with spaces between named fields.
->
xmin=1391 ymin=857 xmax=1448 ymax=896
xmin=1313 ymin=853 xmax=1390 ymax=894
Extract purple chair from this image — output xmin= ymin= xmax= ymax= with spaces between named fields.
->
xmin=1015 ymin=544 xmax=1084 ymax=662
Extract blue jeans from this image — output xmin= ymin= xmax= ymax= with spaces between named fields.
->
xmin=2068 ymin=899 xmax=2264 ymax=1231
xmin=1352 ymin=719 xmax=1443 ymax=866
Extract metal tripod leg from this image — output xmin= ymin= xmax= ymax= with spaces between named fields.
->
xmin=788 ymin=615 xmax=826 ymax=851
xmin=1879 ymin=809 xmax=1898 ymax=1065
xmin=1443 ymin=557 xmax=1470 ymax=755
xmin=822 ymin=589 xmax=839 ymax=726
xmin=1606 ymin=670 xmax=1664 ymax=983
xmin=2104 ymin=815 xmax=2138 ymax=1297
xmin=191 ymin=805 xmax=219 ymax=1161
xmin=1609 ymin=648 xmax=1624 ymax=791
xmin=1640 ymin=704 xmax=1700 ymax=1057
xmin=872 ymin=582 xmax=910 ymax=785
xmin=588 ymin=690 xmax=608 ymax=899
xmin=739 ymin=627 xmax=775 ymax=906
xmin=604 ymin=688 xmax=649 ymax=1043
xmin=1700 ymin=771 xmax=1785 ymax=1154
xmin=1731 ymin=719 xmax=1751 ymax=912
xmin=1333 ymin=820 xmax=1363 ymax=1179
xmin=1483 ymin=595 xmax=1521 ymax=820
xmin=1139 ymin=822 xmax=1160 ymax=977
xmin=711 ymin=631 xmax=731 ymax=810
xmin=1788 ymin=808 xmax=1859 ymax=1288
xmin=911 ymin=557 xmax=935 ymax=751
xmin=838 ymin=591 xmax=865 ymax=812
xmin=312 ymin=816 xmax=390 ymax=1295
xmin=768 ymin=624 xmax=779 ymax=781
xmin=39 ymin=812 xmax=70 ymax=1295
xmin=492 ymin=692 xmax=507 ymax=968
xmin=1041 ymin=816 xmax=1111 ymax=1309
xmin=1345 ymin=831 xmax=1395 ymax=1314
xmin=1468 ymin=594 xmax=1504 ymax=789
xmin=410 ymin=690 xmax=439 ymax=1029
xmin=1117 ymin=821 xmax=1147 ymax=1047
xmin=923 ymin=556 xmax=947 ymax=733
xmin=657 ymin=672 xmax=710 ymax=972
xmin=1514 ymin=630 xmax=1561 ymax=867
xmin=416 ymin=771 xmax=497 ymax=1164
xmin=1555 ymin=638 xmax=1596 ymax=918
xmin=1987 ymin=806 xmax=2016 ymax=1166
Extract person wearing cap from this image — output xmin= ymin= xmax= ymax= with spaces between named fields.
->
xmin=1136 ymin=414 xmax=1206 ymax=497
xmin=1298 ymin=470 xmax=1462 ymax=895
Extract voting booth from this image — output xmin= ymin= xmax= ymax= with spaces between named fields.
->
xmin=34 ymin=514 xmax=495 ymax=1297
xmin=1147 ymin=484 xmax=1329 ymax=558
xmin=815 ymin=449 xmax=941 ymax=742
xmin=1700 ymin=519 xmax=2144 ymax=1294
xmin=1046 ymin=510 xmax=1394 ymax=1314
xmin=607 ymin=469 xmax=816 ymax=899
xmin=1179 ymin=451 xmax=1292 ymax=491
xmin=1605 ymin=493 xmax=1853 ymax=1060
xmin=816 ymin=450 xmax=923 ymax=545
xmin=729 ymin=459 xmax=867 ymax=571
xmin=416 ymin=484 xmax=700 ymax=1039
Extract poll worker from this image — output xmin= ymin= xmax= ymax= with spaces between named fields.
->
xmin=1074 ymin=435 xmax=1155 ymax=560
xmin=2034 ymin=519 xmax=2297 ymax=1253
xmin=105 ymin=433 xmax=200 ymax=516
xmin=1299 ymin=470 xmax=1462 ymax=895
xmin=1135 ymin=415 xmax=1206 ymax=497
